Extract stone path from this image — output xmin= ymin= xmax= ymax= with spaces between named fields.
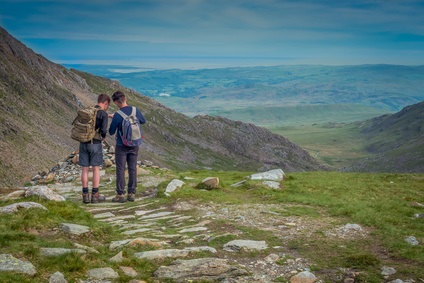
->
xmin=48 ymin=179 xmax=316 ymax=282
xmin=1 ymin=169 xmax=415 ymax=283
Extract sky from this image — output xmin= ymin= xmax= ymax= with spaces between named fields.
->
xmin=1 ymin=0 xmax=424 ymax=69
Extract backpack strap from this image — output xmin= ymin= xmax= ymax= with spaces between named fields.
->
xmin=116 ymin=109 xmax=128 ymax=119
xmin=116 ymin=107 xmax=136 ymax=119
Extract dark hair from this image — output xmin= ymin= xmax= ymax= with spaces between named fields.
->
xmin=98 ymin=93 xmax=111 ymax=104
xmin=112 ymin=90 xmax=126 ymax=103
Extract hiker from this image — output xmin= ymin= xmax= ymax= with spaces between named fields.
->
xmin=109 ymin=90 xmax=146 ymax=202
xmin=79 ymin=93 xmax=111 ymax=203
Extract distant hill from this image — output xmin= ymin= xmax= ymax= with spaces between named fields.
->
xmin=65 ymin=63 xmax=424 ymax=117
xmin=343 ymin=101 xmax=424 ymax=173
xmin=0 ymin=26 xmax=326 ymax=187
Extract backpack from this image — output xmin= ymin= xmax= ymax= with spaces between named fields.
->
xmin=117 ymin=106 xmax=143 ymax=147
xmin=71 ymin=106 xmax=100 ymax=143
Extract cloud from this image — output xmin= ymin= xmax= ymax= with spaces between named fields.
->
xmin=1 ymin=0 xmax=423 ymax=65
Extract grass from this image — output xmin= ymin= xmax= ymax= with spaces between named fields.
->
xmin=270 ymin=122 xmax=368 ymax=169
xmin=0 ymin=171 xmax=423 ymax=282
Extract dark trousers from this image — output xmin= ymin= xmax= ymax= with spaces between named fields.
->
xmin=115 ymin=145 xmax=139 ymax=195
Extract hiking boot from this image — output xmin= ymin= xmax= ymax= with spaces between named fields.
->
xmin=82 ymin=193 xmax=90 ymax=204
xmin=127 ymin=193 xmax=135 ymax=202
xmin=91 ymin=192 xmax=106 ymax=203
xmin=112 ymin=194 xmax=127 ymax=203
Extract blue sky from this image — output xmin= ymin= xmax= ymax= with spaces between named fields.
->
xmin=1 ymin=0 xmax=424 ymax=69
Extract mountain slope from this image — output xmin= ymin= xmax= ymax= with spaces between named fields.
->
xmin=0 ymin=27 xmax=325 ymax=187
xmin=344 ymin=101 xmax=424 ymax=172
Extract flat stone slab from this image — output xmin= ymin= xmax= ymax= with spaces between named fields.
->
xmin=93 ymin=212 xmax=115 ymax=219
xmin=139 ymin=211 xmax=175 ymax=219
xmin=122 ymin=228 xmax=151 ymax=235
xmin=134 ymin=246 xmax=216 ymax=260
xmin=223 ymin=240 xmax=268 ymax=252
xmin=40 ymin=248 xmax=86 ymax=257
xmin=134 ymin=249 xmax=190 ymax=260
xmin=154 ymin=257 xmax=249 ymax=282
xmin=178 ymin=227 xmax=208 ymax=233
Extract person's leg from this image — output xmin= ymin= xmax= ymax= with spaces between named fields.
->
xmin=112 ymin=145 xmax=127 ymax=203
xmin=79 ymin=143 xmax=90 ymax=203
xmin=86 ymin=143 xmax=105 ymax=203
xmin=127 ymin=146 xmax=139 ymax=200
xmin=81 ymin=167 xmax=90 ymax=188
xmin=91 ymin=165 xmax=101 ymax=189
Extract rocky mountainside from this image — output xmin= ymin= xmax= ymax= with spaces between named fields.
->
xmin=345 ymin=101 xmax=424 ymax=172
xmin=0 ymin=26 xmax=325 ymax=187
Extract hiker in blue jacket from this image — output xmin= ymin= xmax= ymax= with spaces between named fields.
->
xmin=109 ymin=90 xmax=146 ymax=202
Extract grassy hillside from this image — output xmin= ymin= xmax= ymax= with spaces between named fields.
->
xmin=271 ymin=101 xmax=424 ymax=173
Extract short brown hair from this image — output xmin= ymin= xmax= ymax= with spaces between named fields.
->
xmin=112 ymin=90 xmax=126 ymax=103
xmin=98 ymin=93 xmax=111 ymax=104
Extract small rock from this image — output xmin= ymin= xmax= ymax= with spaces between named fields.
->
xmin=381 ymin=266 xmax=397 ymax=276
xmin=119 ymin=266 xmax=137 ymax=277
xmin=49 ymin=271 xmax=67 ymax=283
xmin=201 ymin=177 xmax=220 ymax=189
xmin=86 ymin=267 xmax=119 ymax=279
xmin=109 ymin=251 xmax=124 ymax=263
xmin=404 ymin=236 xmax=419 ymax=246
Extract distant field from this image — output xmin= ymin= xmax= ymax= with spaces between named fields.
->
xmin=271 ymin=123 xmax=367 ymax=169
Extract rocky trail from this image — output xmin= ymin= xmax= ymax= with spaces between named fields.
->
xmin=0 ymin=155 xmax=419 ymax=282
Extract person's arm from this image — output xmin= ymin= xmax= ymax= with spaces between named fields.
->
xmin=109 ymin=114 xmax=119 ymax=136
xmin=137 ymin=108 xmax=146 ymax=125
xmin=100 ymin=111 xmax=108 ymax=139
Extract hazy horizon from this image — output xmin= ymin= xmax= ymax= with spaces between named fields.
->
xmin=1 ymin=0 xmax=424 ymax=68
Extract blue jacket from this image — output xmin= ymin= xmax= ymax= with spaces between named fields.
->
xmin=109 ymin=106 xmax=146 ymax=147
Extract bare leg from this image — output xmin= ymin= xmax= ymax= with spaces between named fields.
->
xmin=81 ymin=166 xmax=90 ymax=188
xmin=92 ymin=166 xmax=100 ymax=189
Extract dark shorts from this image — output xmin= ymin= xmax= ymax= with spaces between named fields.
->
xmin=78 ymin=142 xmax=103 ymax=167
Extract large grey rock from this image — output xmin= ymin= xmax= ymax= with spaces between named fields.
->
xmin=0 ymin=254 xmax=37 ymax=276
xmin=154 ymin=258 xmax=249 ymax=282
xmin=0 ymin=202 xmax=47 ymax=214
xmin=250 ymin=169 xmax=285 ymax=181
xmin=25 ymin=186 xmax=66 ymax=201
